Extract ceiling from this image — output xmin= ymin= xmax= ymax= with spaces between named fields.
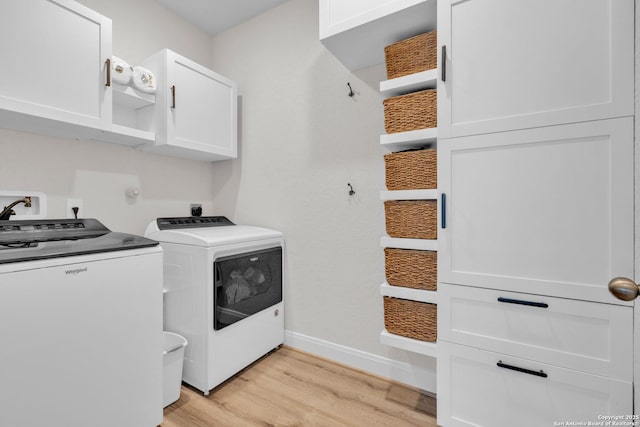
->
xmin=156 ymin=0 xmax=288 ymax=35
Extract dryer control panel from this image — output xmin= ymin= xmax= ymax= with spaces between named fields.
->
xmin=156 ymin=216 xmax=235 ymax=230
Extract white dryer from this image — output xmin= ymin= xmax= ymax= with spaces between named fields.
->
xmin=145 ymin=216 xmax=284 ymax=394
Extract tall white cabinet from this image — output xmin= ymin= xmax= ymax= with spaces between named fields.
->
xmin=436 ymin=0 xmax=636 ymax=425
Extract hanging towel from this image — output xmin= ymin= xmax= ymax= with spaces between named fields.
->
xmin=132 ymin=66 xmax=156 ymax=94
xmin=111 ymin=56 xmax=133 ymax=85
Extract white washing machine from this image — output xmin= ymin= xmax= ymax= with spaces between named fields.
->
xmin=0 ymin=218 xmax=163 ymax=427
xmin=145 ymin=216 xmax=284 ymax=394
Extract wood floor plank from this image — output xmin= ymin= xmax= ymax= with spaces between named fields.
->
xmin=161 ymin=346 xmax=437 ymax=427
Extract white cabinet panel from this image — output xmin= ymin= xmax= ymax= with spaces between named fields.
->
xmin=437 ymin=0 xmax=633 ymax=138
xmin=142 ymin=49 xmax=237 ymax=161
xmin=437 ymin=341 xmax=632 ymax=427
xmin=439 ymin=284 xmax=633 ymax=380
xmin=438 ymin=118 xmax=634 ymax=304
xmin=320 ymin=0 xmax=427 ymax=38
xmin=0 ymin=0 xmax=111 ymax=129
xmin=319 ymin=0 xmax=436 ymax=70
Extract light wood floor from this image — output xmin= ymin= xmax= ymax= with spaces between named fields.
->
xmin=161 ymin=346 xmax=437 ymax=427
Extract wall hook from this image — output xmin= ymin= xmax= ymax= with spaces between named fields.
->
xmin=347 ymin=183 xmax=355 ymax=196
xmin=347 ymin=82 xmax=355 ymax=97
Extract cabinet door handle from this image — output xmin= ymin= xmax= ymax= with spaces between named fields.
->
xmin=497 ymin=361 xmax=548 ymax=378
xmin=105 ymin=58 xmax=111 ymax=87
xmin=171 ymin=85 xmax=176 ymax=109
xmin=441 ymin=193 xmax=446 ymax=229
xmin=497 ymin=297 xmax=549 ymax=308
xmin=441 ymin=45 xmax=447 ymax=82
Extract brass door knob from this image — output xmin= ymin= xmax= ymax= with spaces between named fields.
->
xmin=608 ymin=277 xmax=640 ymax=301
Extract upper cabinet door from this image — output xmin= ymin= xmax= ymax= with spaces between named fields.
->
xmin=167 ymin=52 xmax=237 ymax=160
xmin=0 ymin=0 xmax=112 ymax=129
xmin=144 ymin=49 xmax=237 ymax=161
xmin=437 ymin=0 xmax=633 ymax=138
xmin=438 ymin=118 xmax=634 ymax=305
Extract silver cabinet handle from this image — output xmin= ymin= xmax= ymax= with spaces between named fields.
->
xmin=105 ymin=58 xmax=111 ymax=87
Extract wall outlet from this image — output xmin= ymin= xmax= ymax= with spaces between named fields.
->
xmin=190 ymin=204 xmax=202 ymax=217
xmin=67 ymin=199 xmax=83 ymax=219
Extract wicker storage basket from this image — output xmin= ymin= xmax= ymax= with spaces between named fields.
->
xmin=384 ymin=149 xmax=436 ymax=191
xmin=384 ymin=248 xmax=437 ymax=291
xmin=385 ymin=31 xmax=437 ymax=80
xmin=383 ymin=296 xmax=437 ymax=342
xmin=383 ymin=90 xmax=437 ymax=134
xmin=384 ymin=200 xmax=437 ymax=239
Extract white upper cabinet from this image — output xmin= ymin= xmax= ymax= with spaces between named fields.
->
xmin=0 ymin=0 xmax=112 ymax=131
xmin=320 ymin=0 xmax=436 ymax=70
xmin=437 ymin=0 xmax=634 ymax=138
xmin=141 ymin=50 xmax=237 ymax=161
xmin=438 ymin=118 xmax=634 ymax=304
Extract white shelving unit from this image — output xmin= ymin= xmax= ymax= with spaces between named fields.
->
xmin=106 ymin=83 xmax=156 ymax=146
xmin=380 ymin=128 xmax=437 ymax=152
xmin=380 ymin=189 xmax=437 ymax=201
xmin=380 ymin=282 xmax=437 ymax=304
xmin=380 ymin=69 xmax=437 ymax=96
xmin=380 ymin=237 xmax=437 ymax=251
xmin=380 ymin=67 xmax=439 ymax=355
xmin=112 ymin=84 xmax=155 ymax=110
xmin=380 ymin=330 xmax=438 ymax=357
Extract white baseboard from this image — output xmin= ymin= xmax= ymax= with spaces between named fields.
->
xmin=284 ymin=330 xmax=436 ymax=393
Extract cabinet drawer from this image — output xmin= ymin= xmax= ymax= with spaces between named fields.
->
xmin=437 ymin=341 xmax=632 ymax=427
xmin=438 ymin=284 xmax=633 ymax=380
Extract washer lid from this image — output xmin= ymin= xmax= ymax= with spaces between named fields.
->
xmin=146 ymin=220 xmax=282 ymax=246
xmin=0 ymin=218 xmax=158 ymax=264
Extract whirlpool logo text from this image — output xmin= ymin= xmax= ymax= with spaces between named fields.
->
xmin=65 ymin=267 xmax=88 ymax=275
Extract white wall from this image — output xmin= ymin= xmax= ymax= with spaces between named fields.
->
xmin=0 ymin=0 xmax=216 ymax=234
xmin=208 ymin=0 xmax=436 ymax=389
xmin=0 ymin=0 xmax=436 ymax=391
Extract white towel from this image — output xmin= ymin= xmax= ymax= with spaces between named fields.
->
xmin=132 ymin=66 xmax=157 ymax=94
xmin=111 ymin=56 xmax=133 ymax=85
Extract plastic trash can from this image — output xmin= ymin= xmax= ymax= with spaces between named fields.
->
xmin=163 ymin=331 xmax=187 ymax=408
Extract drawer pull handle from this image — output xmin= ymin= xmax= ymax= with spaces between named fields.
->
xmin=497 ymin=361 xmax=548 ymax=378
xmin=497 ymin=297 xmax=548 ymax=308
xmin=441 ymin=193 xmax=446 ymax=229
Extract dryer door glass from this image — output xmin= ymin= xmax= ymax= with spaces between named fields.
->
xmin=213 ymin=246 xmax=282 ymax=330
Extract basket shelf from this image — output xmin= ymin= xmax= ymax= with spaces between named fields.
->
xmin=380 ymin=283 xmax=438 ymax=304
xmin=380 ymin=128 xmax=437 ymax=152
xmin=380 ymin=69 xmax=438 ymax=97
xmin=380 ymin=330 xmax=437 ymax=357
xmin=380 ymin=236 xmax=437 ymax=251
xmin=380 ymin=189 xmax=437 ymax=201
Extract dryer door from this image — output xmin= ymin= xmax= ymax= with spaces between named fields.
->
xmin=213 ymin=246 xmax=282 ymax=330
